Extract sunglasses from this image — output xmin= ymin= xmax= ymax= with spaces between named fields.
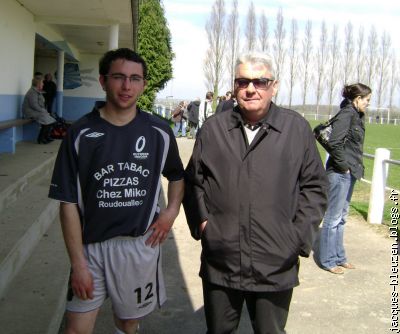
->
xmin=234 ymin=77 xmax=274 ymax=90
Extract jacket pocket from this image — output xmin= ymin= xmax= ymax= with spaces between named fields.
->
xmin=351 ymin=126 xmax=363 ymax=142
xmin=252 ymin=219 xmax=300 ymax=275
xmin=201 ymin=214 xmax=239 ymax=272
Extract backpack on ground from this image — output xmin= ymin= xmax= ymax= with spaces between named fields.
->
xmin=50 ymin=116 xmax=70 ymax=139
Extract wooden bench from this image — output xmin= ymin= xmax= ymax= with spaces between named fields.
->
xmin=0 ymin=119 xmax=35 ymax=154
xmin=0 ymin=118 xmax=33 ymax=131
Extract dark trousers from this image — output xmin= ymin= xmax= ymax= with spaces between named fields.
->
xmin=202 ymin=280 xmax=293 ymax=334
xmin=37 ymin=124 xmax=53 ymax=143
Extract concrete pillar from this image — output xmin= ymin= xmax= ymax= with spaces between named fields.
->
xmin=109 ymin=24 xmax=119 ymax=50
xmin=368 ymin=148 xmax=391 ymax=224
xmin=56 ymin=50 xmax=64 ymax=117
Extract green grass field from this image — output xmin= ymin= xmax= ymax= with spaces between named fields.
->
xmin=308 ymin=120 xmax=400 ymax=227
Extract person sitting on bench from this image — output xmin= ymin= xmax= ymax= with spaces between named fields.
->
xmin=22 ymin=75 xmax=56 ymax=144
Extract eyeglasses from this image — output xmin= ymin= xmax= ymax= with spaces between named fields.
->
xmin=234 ymin=77 xmax=274 ymax=90
xmin=105 ymin=73 xmax=144 ymax=84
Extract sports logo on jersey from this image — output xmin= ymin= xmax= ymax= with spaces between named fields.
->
xmin=85 ymin=132 xmax=105 ymax=138
xmin=133 ymin=136 xmax=149 ymax=160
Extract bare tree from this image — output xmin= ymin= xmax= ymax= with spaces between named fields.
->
xmin=258 ymin=11 xmax=269 ymax=52
xmin=204 ymin=0 xmax=227 ymax=106
xmin=342 ymin=22 xmax=354 ymax=84
xmin=225 ymin=0 xmax=240 ymax=92
xmin=287 ymin=18 xmax=299 ymax=108
xmin=272 ymin=7 xmax=286 ymax=103
xmin=366 ymin=26 xmax=378 ymax=87
xmin=355 ymin=26 xmax=365 ymax=82
xmin=301 ymin=20 xmax=313 ymax=108
xmin=244 ymin=1 xmax=256 ymax=51
xmin=203 ymin=49 xmax=215 ymax=90
xmin=388 ymin=51 xmax=398 ymax=112
xmin=315 ymin=21 xmax=328 ymax=117
xmin=327 ymin=24 xmax=341 ymax=115
xmin=376 ymin=31 xmax=391 ymax=109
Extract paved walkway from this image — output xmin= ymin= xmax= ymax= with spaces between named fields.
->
xmin=90 ymin=137 xmax=395 ymax=333
xmin=1 ymin=136 xmax=395 ymax=333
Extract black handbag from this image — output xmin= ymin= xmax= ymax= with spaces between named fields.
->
xmin=313 ymin=120 xmax=333 ymax=150
xmin=313 ymin=112 xmax=341 ymax=152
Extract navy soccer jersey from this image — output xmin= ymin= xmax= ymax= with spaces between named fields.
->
xmin=49 ymin=102 xmax=184 ymax=244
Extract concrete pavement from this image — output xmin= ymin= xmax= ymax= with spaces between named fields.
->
xmin=95 ymin=137 xmax=395 ymax=333
xmin=0 ymin=137 xmax=395 ymax=333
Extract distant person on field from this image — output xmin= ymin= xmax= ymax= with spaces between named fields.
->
xmin=187 ymin=97 xmax=200 ymax=139
xmin=216 ymin=91 xmax=234 ymax=113
xmin=171 ymin=101 xmax=187 ymax=137
xmin=48 ymin=48 xmax=185 ymax=334
xmin=22 ymin=76 xmax=56 ymax=144
xmin=198 ymin=91 xmax=214 ymax=129
xmin=318 ymin=83 xmax=372 ymax=274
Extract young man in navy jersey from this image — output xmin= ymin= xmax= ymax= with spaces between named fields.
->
xmin=49 ymin=48 xmax=184 ymax=334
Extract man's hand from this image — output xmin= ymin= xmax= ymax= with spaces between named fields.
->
xmin=60 ymin=202 xmax=94 ymax=300
xmin=145 ymin=208 xmax=177 ymax=248
xmin=70 ymin=265 xmax=94 ymax=300
xmin=200 ymin=220 xmax=208 ymax=236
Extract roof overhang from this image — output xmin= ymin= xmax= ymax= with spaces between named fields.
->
xmin=17 ymin=0 xmax=138 ymax=60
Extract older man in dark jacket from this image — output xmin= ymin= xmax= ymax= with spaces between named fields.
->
xmin=183 ymin=52 xmax=328 ymax=334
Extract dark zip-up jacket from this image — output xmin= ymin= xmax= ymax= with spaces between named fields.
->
xmin=183 ymin=103 xmax=328 ymax=291
xmin=187 ymin=100 xmax=200 ymax=124
xmin=326 ymin=100 xmax=365 ymax=179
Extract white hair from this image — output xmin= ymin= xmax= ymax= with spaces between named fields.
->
xmin=235 ymin=52 xmax=276 ymax=79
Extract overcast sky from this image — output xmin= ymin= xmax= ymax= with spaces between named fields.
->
xmin=156 ymin=0 xmax=399 ymax=106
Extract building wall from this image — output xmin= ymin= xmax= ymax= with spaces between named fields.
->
xmin=0 ymin=0 xmax=35 ymax=120
xmin=0 ymin=0 xmax=113 ymax=126
xmin=34 ymin=53 xmax=105 ymax=121
xmin=62 ymin=53 xmax=105 ymax=121
xmin=0 ymin=0 xmax=127 ymax=152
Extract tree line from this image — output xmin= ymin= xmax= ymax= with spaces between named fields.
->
xmin=204 ymin=0 xmax=399 ymax=113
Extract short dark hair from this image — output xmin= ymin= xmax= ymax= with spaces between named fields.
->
xmin=206 ymin=91 xmax=214 ymax=100
xmin=99 ymin=48 xmax=148 ymax=79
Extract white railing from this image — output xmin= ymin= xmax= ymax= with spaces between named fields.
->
xmin=363 ymin=148 xmax=400 ymax=224
xmin=366 ymin=117 xmax=399 ymax=125
xmin=302 ymin=113 xmax=400 ymax=125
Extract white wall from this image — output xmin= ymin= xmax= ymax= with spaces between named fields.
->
xmin=35 ymin=53 xmax=104 ymax=99
xmin=0 ymin=1 xmax=105 ymax=122
xmin=0 ymin=0 xmax=36 ymax=95
xmin=34 ymin=56 xmax=57 ymax=78
xmin=35 ymin=22 xmax=80 ymax=61
xmin=63 ymin=53 xmax=105 ymax=99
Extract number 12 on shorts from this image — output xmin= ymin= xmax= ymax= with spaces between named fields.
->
xmin=134 ymin=282 xmax=154 ymax=307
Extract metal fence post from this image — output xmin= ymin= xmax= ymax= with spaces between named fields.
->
xmin=367 ymin=148 xmax=391 ymax=224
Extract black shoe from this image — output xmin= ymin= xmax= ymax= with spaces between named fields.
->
xmin=37 ymin=138 xmax=50 ymax=144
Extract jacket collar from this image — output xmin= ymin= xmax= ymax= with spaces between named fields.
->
xmin=228 ymin=102 xmax=283 ymax=133
xmin=340 ymin=99 xmax=365 ymax=119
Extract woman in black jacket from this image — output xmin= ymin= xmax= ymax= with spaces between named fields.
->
xmin=319 ymin=83 xmax=372 ymax=274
